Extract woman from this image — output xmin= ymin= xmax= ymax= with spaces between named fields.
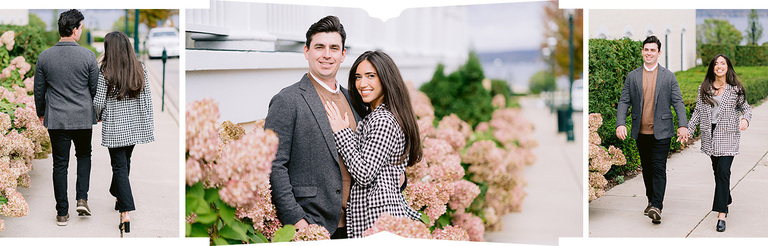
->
xmin=94 ymin=31 xmax=155 ymax=236
xmin=325 ymin=51 xmax=422 ymax=238
xmin=685 ymin=54 xmax=751 ymax=232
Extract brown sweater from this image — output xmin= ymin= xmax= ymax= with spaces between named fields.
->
xmin=309 ymin=74 xmax=355 ymax=228
xmin=640 ymin=66 xmax=658 ymax=134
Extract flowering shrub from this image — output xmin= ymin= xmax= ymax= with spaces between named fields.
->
xmin=0 ymin=30 xmax=52 ymax=232
xmin=399 ymin=78 xmax=535 ymax=240
xmin=362 ymin=213 xmax=432 ymax=239
xmin=185 ymin=99 xmax=329 ymax=244
xmin=292 ymin=224 xmax=330 ymax=241
xmin=588 ymin=113 xmax=626 ymax=201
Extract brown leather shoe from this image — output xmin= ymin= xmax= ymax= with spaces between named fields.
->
xmin=643 ymin=202 xmax=652 ymax=216
xmin=56 ymin=214 xmax=70 ymax=226
xmin=76 ymin=199 xmax=91 ymax=216
xmin=647 ymin=207 xmax=662 ymax=224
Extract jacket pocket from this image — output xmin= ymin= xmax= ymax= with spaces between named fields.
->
xmin=661 ymin=113 xmax=673 ymax=119
xmin=293 ymin=186 xmax=317 ymax=198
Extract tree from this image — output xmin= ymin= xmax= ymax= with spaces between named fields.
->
xmin=124 ymin=9 xmax=179 ymax=29
xmin=112 ymin=16 xmax=136 ymax=37
xmin=528 ymin=70 xmax=556 ymax=95
xmin=697 ymin=19 xmax=743 ymax=45
xmin=541 ymin=1 xmax=583 ymax=80
xmin=744 ymin=9 xmax=763 ymax=45
xmin=28 ymin=13 xmax=46 ymax=30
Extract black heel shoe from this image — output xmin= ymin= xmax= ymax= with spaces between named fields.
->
xmin=119 ymin=213 xmax=131 ymax=237
xmin=716 ymin=219 xmax=726 ymax=232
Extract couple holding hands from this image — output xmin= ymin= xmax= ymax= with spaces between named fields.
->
xmin=615 ymin=36 xmax=752 ymax=232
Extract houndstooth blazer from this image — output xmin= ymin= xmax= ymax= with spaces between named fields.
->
xmin=93 ymin=65 xmax=155 ymax=148
xmin=333 ymin=103 xmax=422 ymax=238
xmin=687 ymin=83 xmax=752 ymax=156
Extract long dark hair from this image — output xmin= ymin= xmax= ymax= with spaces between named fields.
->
xmin=700 ymin=54 xmax=746 ymax=107
xmin=100 ymin=31 xmax=145 ymax=100
xmin=348 ymin=51 xmax=422 ymax=167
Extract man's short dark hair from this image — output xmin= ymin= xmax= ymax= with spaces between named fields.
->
xmin=58 ymin=9 xmax=84 ymax=37
xmin=305 ymin=15 xmax=346 ymax=48
xmin=643 ymin=35 xmax=662 ymax=52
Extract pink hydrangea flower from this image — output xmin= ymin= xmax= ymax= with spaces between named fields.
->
xmin=448 ymin=180 xmax=480 ymax=211
xmin=1 ymin=187 xmax=29 ymax=217
xmin=432 ymin=225 xmax=470 ymax=241
xmin=451 ymin=211 xmax=484 ymax=241
xmin=0 ymin=31 xmax=14 ymax=51
xmin=186 ymin=99 xmax=221 ymax=163
xmin=362 ymin=213 xmax=431 ymax=239
xmin=292 ymin=224 xmax=330 ymax=241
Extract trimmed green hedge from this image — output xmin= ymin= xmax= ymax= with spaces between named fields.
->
xmin=675 ymin=65 xmax=768 ymax=108
xmin=588 ymin=38 xmax=643 ymax=178
xmin=700 ymin=44 xmax=768 ymax=66
xmin=734 ymin=46 xmax=768 ymax=66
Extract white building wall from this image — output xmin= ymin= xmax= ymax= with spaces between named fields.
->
xmin=589 ymin=9 xmax=697 ymax=72
xmin=187 ymin=1 xmax=469 ymax=123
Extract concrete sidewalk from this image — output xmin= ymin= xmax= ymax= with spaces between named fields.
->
xmin=1 ymin=72 xmax=180 ymax=237
xmin=485 ymin=96 xmax=583 ymax=245
xmin=589 ymin=101 xmax=768 ymax=237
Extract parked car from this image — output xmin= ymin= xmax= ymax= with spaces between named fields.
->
xmin=146 ymin=27 xmax=179 ymax=59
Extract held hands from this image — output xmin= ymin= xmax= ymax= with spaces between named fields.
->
xmin=615 ymin=125 xmax=627 ymax=140
xmin=739 ymin=118 xmax=749 ymax=131
xmin=324 ymin=101 xmax=349 ymax=133
xmin=676 ymin=127 xmax=690 ymax=144
xmin=294 ymin=219 xmax=309 ymax=230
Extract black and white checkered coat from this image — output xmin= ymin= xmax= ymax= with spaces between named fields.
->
xmin=93 ymin=65 xmax=155 ymax=148
xmin=687 ymin=83 xmax=752 ymax=156
xmin=333 ymin=103 xmax=422 ymax=238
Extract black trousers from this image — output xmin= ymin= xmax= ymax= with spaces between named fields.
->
xmin=49 ymin=129 xmax=92 ymax=216
xmin=636 ymin=134 xmax=671 ymax=210
xmin=710 ymin=155 xmax=734 ymax=213
xmin=331 ymin=226 xmax=347 ymax=239
xmin=109 ymin=145 xmax=136 ymax=212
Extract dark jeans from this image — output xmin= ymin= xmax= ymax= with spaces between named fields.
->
xmin=49 ymin=129 xmax=92 ymax=216
xmin=636 ymin=134 xmax=671 ymax=210
xmin=331 ymin=226 xmax=347 ymax=239
xmin=710 ymin=155 xmax=734 ymax=213
xmin=109 ymin=145 xmax=136 ymax=212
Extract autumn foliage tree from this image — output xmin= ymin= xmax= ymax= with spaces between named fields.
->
xmin=541 ymin=1 xmax=583 ymax=80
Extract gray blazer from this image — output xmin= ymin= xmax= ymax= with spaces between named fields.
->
xmin=687 ymin=84 xmax=752 ymax=156
xmin=34 ymin=41 xmax=99 ymax=129
xmin=265 ymin=74 xmax=362 ymax=235
xmin=617 ymin=65 xmax=688 ymax=139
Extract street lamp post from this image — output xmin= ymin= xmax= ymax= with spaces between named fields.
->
xmin=565 ymin=9 xmax=575 ymax=142
xmin=545 ymin=36 xmax=557 ymax=114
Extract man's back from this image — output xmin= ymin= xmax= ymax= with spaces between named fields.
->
xmin=34 ymin=41 xmax=99 ymax=129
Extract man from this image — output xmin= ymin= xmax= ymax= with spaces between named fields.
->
xmin=616 ymin=35 xmax=689 ymax=225
xmin=266 ymin=15 xmax=361 ymax=239
xmin=34 ymin=9 xmax=99 ymax=226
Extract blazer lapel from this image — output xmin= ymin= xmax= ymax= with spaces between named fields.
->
xmin=653 ymin=66 xmax=664 ymax=112
xmin=298 ymin=74 xmax=341 ymax=165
